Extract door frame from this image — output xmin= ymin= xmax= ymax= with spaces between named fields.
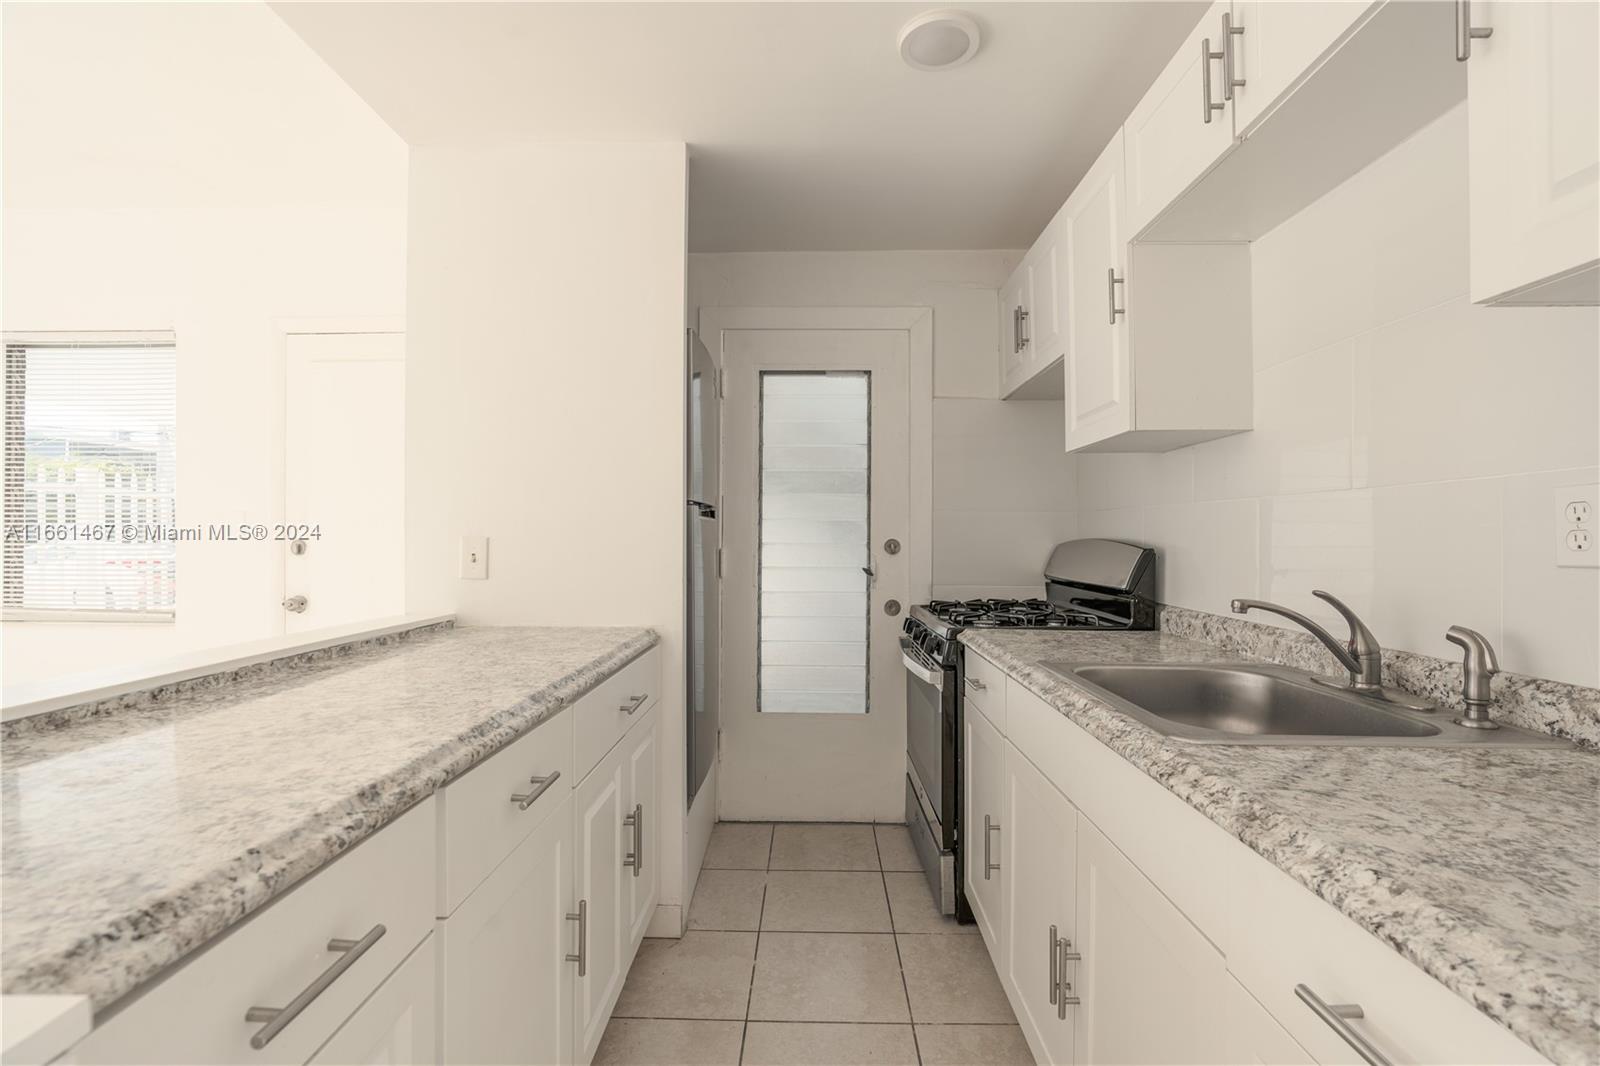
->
xmin=697 ymin=306 xmax=933 ymax=608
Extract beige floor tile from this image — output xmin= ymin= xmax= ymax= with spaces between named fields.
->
xmin=742 ymin=1022 xmax=919 ymax=1066
xmin=873 ymin=824 xmax=923 ymax=872
xmin=612 ymin=933 xmax=757 ymax=1020
xmin=593 ymin=1018 xmax=744 ymax=1065
xmin=915 ymin=1024 xmax=1036 ymax=1065
xmin=762 ymin=871 xmax=891 ymax=933
xmin=898 ymin=935 xmax=1016 ymax=1024
xmin=770 ymin=823 xmax=879 ymax=871
xmin=748 ymin=932 xmax=910 ymax=1023
xmin=704 ymin=822 xmax=774 ymax=870
xmin=688 ymin=869 xmax=767 ymax=931
xmin=884 ymin=872 xmax=978 ymax=935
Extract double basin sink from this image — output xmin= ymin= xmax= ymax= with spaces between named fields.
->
xmin=1040 ymin=662 xmax=1570 ymax=747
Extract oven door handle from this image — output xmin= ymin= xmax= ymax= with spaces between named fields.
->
xmin=899 ymin=636 xmax=945 ymax=691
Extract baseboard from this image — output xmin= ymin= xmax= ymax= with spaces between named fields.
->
xmin=646 ymin=903 xmax=682 ymax=939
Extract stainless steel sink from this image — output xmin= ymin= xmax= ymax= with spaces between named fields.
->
xmin=1039 ymin=662 xmax=1571 ymax=747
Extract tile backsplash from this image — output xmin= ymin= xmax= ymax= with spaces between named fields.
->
xmin=1077 ymin=104 xmax=1600 ymax=688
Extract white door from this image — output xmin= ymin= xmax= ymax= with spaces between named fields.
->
xmin=440 ymin=796 xmax=574 ymax=1066
xmin=573 ymin=752 xmax=627 ymax=1064
xmin=1064 ymin=131 xmax=1133 ymax=452
xmin=1123 ymin=0 xmax=1237 ymax=236
xmin=1468 ymin=0 xmax=1600 ymax=303
xmin=624 ymin=708 xmax=660 ymax=945
xmin=310 ymin=935 xmax=437 ymax=1066
xmin=718 ymin=329 xmax=910 ymax=821
xmin=1074 ymin=815 xmax=1228 ymax=1065
xmin=1003 ymin=744 xmax=1077 ymax=1066
xmin=284 ymin=332 xmax=404 ymax=633
xmin=963 ymin=705 xmax=1005 ymax=958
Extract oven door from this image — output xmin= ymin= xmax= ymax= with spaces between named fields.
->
xmin=901 ymin=636 xmax=953 ymax=850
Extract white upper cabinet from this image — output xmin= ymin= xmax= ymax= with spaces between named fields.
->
xmin=1001 ymin=216 xmax=1066 ymax=400
xmin=1124 ymin=0 xmax=1239 ymax=237
xmin=1228 ymin=1 xmax=1371 ymax=132
xmin=1468 ymin=0 xmax=1600 ymax=304
xmin=1063 ymin=132 xmax=1132 ymax=451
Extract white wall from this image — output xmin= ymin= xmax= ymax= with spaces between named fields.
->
xmin=1076 ymin=105 xmax=1600 ymax=687
xmin=688 ymin=251 xmax=1078 ymax=599
xmin=1 ymin=2 xmax=408 ymax=685
xmin=406 ymin=141 xmax=689 ymax=918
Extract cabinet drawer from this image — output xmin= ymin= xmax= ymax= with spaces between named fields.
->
xmin=962 ymin=650 xmax=1007 ymax=732
xmin=437 ymin=709 xmax=573 ymax=917
xmin=1227 ymin=850 xmax=1548 ymax=1065
xmin=65 ymin=800 xmax=436 ymax=1066
xmin=574 ymin=648 xmax=660 ymax=783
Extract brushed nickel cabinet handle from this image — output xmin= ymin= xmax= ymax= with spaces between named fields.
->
xmin=1107 ymin=268 xmax=1126 ymax=325
xmin=566 ymin=899 xmax=587 ymax=976
xmin=1455 ymin=0 xmax=1492 ymax=61
xmin=1222 ymin=12 xmax=1245 ymax=100
xmin=510 ymin=770 xmax=561 ymax=811
xmin=623 ymin=802 xmax=645 ymax=877
xmin=983 ymin=815 xmax=1001 ymax=879
xmin=1295 ymin=984 xmax=1391 ymax=1066
xmin=965 ymin=676 xmax=987 ymax=691
xmin=620 ymin=694 xmax=648 ymax=715
xmin=245 ymin=924 xmax=386 ymax=1049
xmin=1057 ymin=936 xmax=1081 ymax=1016
xmin=1018 ymin=307 xmax=1030 ymax=349
xmin=1200 ymin=36 xmax=1226 ymax=123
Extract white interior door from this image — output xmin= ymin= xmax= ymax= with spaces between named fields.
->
xmin=718 ymin=328 xmax=909 ymax=822
xmin=283 ymin=333 xmax=404 ymax=633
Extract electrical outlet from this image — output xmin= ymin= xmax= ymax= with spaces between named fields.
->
xmin=1556 ymin=485 xmax=1599 ymax=568
xmin=460 ymin=535 xmax=489 ymax=580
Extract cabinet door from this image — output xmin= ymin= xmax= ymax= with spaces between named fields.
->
xmin=1074 ymin=816 xmax=1227 ymax=1065
xmin=1468 ymin=0 xmax=1600 ymax=303
xmin=1026 ymin=220 xmax=1064 ymax=371
xmin=1063 ymin=131 xmax=1132 ymax=452
xmin=1000 ymin=261 xmax=1032 ymax=392
xmin=1124 ymin=0 xmax=1237 ymax=236
xmin=963 ymin=704 xmax=1005 ymax=958
xmin=312 ymin=935 xmax=438 ymax=1066
xmin=1002 ymin=744 xmax=1077 ymax=1066
xmin=1222 ymin=975 xmax=1314 ymax=1066
xmin=440 ymin=794 xmax=574 ymax=1066
xmin=573 ymin=752 xmax=628 ymax=1064
xmin=1230 ymin=2 xmax=1371 ymax=132
xmin=624 ymin=709 xmax=660 ymax=946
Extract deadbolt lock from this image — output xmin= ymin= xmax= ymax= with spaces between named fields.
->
xmin=883 ymin=538 xmax=901 ymax=555
xmin=283 ymin=595 xmax=308 ymax=614
xmin=288 ymin=539 xmax=308 ymax=556
xmin=884 ymin=599 xmax=902 ymax=617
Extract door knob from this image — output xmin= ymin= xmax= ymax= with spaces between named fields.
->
xmin=884 ymin=600 xmax=901 ymax=616
xmin=283 ymin=595 xmax=308 ymax=614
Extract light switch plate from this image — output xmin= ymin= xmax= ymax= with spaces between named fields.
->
xmin=1555 ymin=485 xmax=1598 ymax=568
xmin=460 ymin=535 xmax=489 ymax=580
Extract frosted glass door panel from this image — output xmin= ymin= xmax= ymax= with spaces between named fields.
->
xmin=759 ymin=372 xmax=870 ymax=714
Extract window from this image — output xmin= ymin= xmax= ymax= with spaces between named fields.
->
xmin=758 ymin=371 xmax=870 ymax=713
xmin=3 ymin=334 xmax=178 ymax=618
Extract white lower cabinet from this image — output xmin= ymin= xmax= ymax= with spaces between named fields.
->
xmin=1000 ymin=744 xmax=1076 ymax=1066
xmin=963 ymin=702 xmax=1005 ymax=956
xmin=60 ymin=648 xmax=663 ymax=1066
xmin=1073 ymin=816 xmax=1226 ymax=1065
xmin=440 ymin=796 xmax=575 ymax=1066
xmin=966 ymin=657 xmax=1548 ymax=1066
xmin=313 ymin=937 xmax=439 ymax=1066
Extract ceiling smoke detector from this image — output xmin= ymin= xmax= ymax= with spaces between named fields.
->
xmin=898 ymin=10 xmax=981 ymax=72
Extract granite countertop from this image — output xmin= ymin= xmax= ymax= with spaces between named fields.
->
xmin=1 ymin=624 xmax=658 ymax=1016
xmin=960 ymin=628 xmax=1600 ymax=1065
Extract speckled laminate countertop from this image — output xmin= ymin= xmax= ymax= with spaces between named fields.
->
xmin=960 ymin=628 xmax=1600 ymax=1065
xmin=0 ymin=624 xmax=658 ymax=1015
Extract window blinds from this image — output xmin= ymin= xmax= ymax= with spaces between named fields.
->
xmin=3 ymin=338 xmax=178 ymax=616
xmin=758 ymin=371 xmax=870 ymax=714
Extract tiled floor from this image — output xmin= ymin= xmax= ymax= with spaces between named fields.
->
xmin=597 ymin=823 xmax=1034 ymax=1066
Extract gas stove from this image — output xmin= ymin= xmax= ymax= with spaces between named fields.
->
xmin=923 ymin=597 xmax=1113 ymax=630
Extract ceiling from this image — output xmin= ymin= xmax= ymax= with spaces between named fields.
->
xmin=273 ymin=2 xmax=1208 ymax=252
